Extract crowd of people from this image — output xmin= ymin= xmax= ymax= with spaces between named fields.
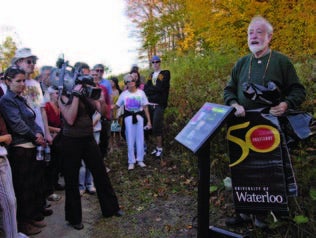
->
xmin=0 ymin=14 xmax=307 ymax=237
xmin=0 ymin=47 xmax=170 ymax=237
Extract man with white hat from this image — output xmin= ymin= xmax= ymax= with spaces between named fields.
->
xmin=11 ymin=48 xmax=38 ymax=66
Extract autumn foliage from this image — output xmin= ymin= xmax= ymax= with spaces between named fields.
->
xmin=126 ymin=1 xmax=316 ymax=236
xmin=126 ymin=0 xmax=315 ymax=60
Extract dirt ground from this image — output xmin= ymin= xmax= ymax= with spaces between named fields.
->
xmin=32 ymin=187 xmax=198 ymax=238
xmin=28 ymin=150 xmax=252 ymax=238
xmin=32 ymin=153 xmax=202 ymax=238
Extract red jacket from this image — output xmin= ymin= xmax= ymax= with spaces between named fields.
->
xmin=98 ymin=84 xmax=111 ymax=120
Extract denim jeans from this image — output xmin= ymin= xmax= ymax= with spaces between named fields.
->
xmin=0 ymin=156 xmax=19 ymax=238
xmin=79 ymin=161 xmax=94 ymax=191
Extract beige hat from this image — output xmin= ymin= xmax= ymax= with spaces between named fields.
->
xmin=11 ymin=48 xmax=38 ymax=65
xmin=123 ymin=74 xmax=133 ymax=83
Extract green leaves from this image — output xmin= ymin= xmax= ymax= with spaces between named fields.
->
xmin=293 ymin=215 xmax=309 ymax=224
xmin=210 ymin=185 xmax=218 ymax=193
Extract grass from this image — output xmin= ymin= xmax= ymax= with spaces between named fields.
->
xmin=88 ymin=138 xmax=199 ymax=238
xmin=88 ymin=129 xmax=316 ymax=238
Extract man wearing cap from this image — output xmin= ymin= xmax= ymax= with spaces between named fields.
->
xmin=144 ymin=56 xmax=170 ymax=158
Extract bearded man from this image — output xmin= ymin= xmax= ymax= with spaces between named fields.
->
xmin=223 ymin=16 xmax=306 ymax=228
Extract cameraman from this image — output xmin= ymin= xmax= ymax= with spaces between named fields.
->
xmin=58 ymin=82 xmax=122 ymax=230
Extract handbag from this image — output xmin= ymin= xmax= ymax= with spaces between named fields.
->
xmin=111 ymin=120 xmax=121 ymax=132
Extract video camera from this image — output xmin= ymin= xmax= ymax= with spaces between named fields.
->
xmin=50 ymin=57 xmax=101 ymax=100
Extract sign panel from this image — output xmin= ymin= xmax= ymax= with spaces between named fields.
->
xmin=175 ymin=102 xmax=234 ymax=153
xmin=227 ymin=110 xmax=290 ymax=215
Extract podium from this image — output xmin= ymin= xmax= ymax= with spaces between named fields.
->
xmin=175 ymin=102 xmax=247 ymax=238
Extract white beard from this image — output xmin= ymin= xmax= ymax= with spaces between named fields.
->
xmin=249 ymin=44 xmax=265 ymax=54
xmin=248 ymin=34 xmax=270 ymax=55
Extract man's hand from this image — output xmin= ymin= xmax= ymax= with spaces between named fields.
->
xmin=231 ymin=103 xmax=246 ymax=117
xmin=73 ymin=84 xmax=83 ymax=91
xmin=269 ymin=102 xmax=288 ymax=116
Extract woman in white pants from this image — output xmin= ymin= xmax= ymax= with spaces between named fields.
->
xmin=114 ymin=74 xmax=151 ymax=170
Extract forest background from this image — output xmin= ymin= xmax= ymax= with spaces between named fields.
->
xmin=1 ymin=0 xmax=315 ymax=237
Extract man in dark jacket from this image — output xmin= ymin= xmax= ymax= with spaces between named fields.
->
xmin=144 ymin=56 xmax=170 ymax=158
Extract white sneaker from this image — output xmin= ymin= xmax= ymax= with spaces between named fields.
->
xmin=155 ymin=149 xmax=163 ymax=157
xmin=138 ymin=161 xmax=146 ymax=168
xmin=128 ymin=163 xmax=135 ymax=170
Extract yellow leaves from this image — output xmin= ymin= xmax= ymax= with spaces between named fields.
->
xmin=177 ymin=22 xmax=196 ymax=53
xmin=126 ymin=0 xmax=314 ymax=61
xmin=137 ymin=0 xmax=314 ymax=59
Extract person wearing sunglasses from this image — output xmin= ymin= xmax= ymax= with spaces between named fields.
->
xmin=144 ymin=55 xmax=170 ymax=159
xmin=92 ymin=64 xmax=113 ymax=161
xmin=114 ymin=74 xmax=152 ymax=170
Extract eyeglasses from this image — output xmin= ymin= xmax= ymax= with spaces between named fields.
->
xmin=126 ymin=79 xmax=136 ymax=83
xmin=26 ymin=59 xmax=36 ymax=65
xmin=95 ymin=69 xmax=104 ymax=73
xmin=152 ymin=61 xmax=160 ymax=64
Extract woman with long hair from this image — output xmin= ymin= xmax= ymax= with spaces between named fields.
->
xmin=0 ymin=66 xmax=46 ymax=236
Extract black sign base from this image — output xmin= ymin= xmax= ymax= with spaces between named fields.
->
xmin=198 ymin=142 xmax=248 ymax=238
xmin=175 ymin=103 xmax=237 ymax=237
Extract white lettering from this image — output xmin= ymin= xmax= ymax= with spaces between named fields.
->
xmin=252 ymin=136 xmax=273 ymax=142
xmin=235 ymin=191 xmax=283 ymax=203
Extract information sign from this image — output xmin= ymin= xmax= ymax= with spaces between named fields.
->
xmin=175 ymin=102 xmax=234 ymax=153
